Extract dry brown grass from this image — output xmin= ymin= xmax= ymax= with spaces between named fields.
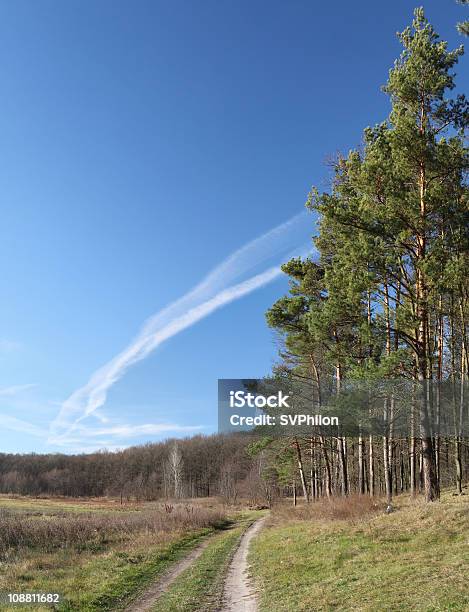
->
xmin=271 ymin=494 xmax=383 ymax=524
xmin=0 ymin=503 xmax=225 ymax=560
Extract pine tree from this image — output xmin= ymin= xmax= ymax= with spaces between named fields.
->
xmin=456 ymin=0 xmax=469 ymax=36
xmin=267 ymin=8 xmax=468 ymax=503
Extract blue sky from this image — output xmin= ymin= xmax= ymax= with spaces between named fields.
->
xmin=0 ymin=1 xmax=467 ymax=453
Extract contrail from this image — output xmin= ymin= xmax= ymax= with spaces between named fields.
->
xmin=49 ymin=210 xmax=316 ymax=442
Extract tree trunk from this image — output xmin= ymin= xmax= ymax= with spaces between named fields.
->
xmin=294 ymin=437 xmax=309 ymax=503
xmin=358 ymin=433 xmax=365 ymax=494
xmin=320 ymin=436 xmax=332 ymax=498
xmin=369 ymin=435 xmax=374 ymax=497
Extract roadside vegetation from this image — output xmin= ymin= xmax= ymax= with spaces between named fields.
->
xmin=0 ymin=496 xmax=226 ymax=611
xmin=250 ymin=492 xmax=469 ymax=611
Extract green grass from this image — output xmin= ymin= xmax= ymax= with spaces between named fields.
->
xmin=60 ymin=528 xmax=214 ymax=611
xmin=154 ymin=513 xmax=262 ymax=612
xmin=250 ymin=493 xmax=469 ymax=611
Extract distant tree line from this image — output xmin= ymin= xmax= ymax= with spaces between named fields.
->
xmin=0 ymin=435 xmax=257 ymax=503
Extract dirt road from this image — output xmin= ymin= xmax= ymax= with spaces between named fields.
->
xmin=125 ymin=516 xmax=265 ymax=612
xmin=125 ymin=537 xmax=213 ymax=612
xmin=221 ymin=517 xmax=265 ymax=612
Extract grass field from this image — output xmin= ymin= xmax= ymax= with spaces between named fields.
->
xmin=250 ymin=492 xmax=469 ymax=611
xmin=2 ymin=493 xmax=468 ymax=611
xmin=0 ymin=496 xmax=227 ymax=611
xmin=0 ymin=495 xmax=134 ymax=514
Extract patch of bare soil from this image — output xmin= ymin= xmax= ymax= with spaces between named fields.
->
xmin=221 ymin=518 xmax=265 ymax=612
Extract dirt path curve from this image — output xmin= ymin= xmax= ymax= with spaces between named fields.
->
xmin=221 ymin=517 xmax=266 ymax=612
xmin=125 ymin=537 xmax=213 ymax=612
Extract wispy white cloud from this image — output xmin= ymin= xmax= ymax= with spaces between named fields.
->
xmin=47 ymin=419 xmax=205 ymax=453
xmin=0 ymin=414 xmax=46 ymax=437
xmin=64 ymin=422 xmax=202 ymax=440
xmin=88 ymin=423 xmax=202 ymax=437
xmin=49 ymin=211 xmax=316 ymax=445
xmin=0 ymin=384 xmax=45 ymax=440
xmin=0 ymin=384 xmax=36 ymax=397
xmin=92 ymin=409 xmax=111 ymax=424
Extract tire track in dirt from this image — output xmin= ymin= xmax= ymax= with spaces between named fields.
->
xmin=221 ymin=517 xmax=266 ymax=612
xmin=125 ymin=536 xmax=213 ymax=612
